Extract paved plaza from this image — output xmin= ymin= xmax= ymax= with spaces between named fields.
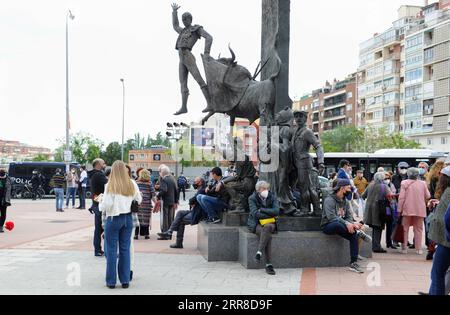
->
xmin=0 ymin=196 xmax=434 ymax=295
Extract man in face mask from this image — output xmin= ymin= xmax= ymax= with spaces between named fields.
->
xmin=321 ymin=179 xmax=372 ymax=274
xmin=0 ymin=169 xmax=12 ymax=233
xmin=392 ymin=162 xmax=409 ymax=193
xmin=418 ymin=162 xmax=429 ymax=181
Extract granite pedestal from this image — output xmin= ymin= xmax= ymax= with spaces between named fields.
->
xmin=198 ymin=219 xmax=373 ymax=268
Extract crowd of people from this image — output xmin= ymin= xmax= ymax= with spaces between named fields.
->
xmin=1 ymin=153 xmax=450 ymax=294
xmin=323 ymin=158 xmax=450 ymax=294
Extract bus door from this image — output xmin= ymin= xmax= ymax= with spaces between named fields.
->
xmin=359 ymin=159 xmax=378 ymax=181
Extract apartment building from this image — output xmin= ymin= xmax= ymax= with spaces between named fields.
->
xmin=357 ymin=5 xmax=423 ymax=134
xmin=0 ymin=139 xmax=53 ymax=163
xmin=293 ymin=74 xmax=357 ymax=137
xmin=403 ymin=2 xmax=450 ymax=151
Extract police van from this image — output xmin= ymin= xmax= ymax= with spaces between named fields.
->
xmin=8 ymin=162 xmax=81 ymax=195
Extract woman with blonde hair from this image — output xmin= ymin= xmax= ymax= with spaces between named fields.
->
xmin=135 ymin=169 xmax=156 ymax=240
xmin=100 ymin=161 xmax=142 ymax=289
xmin=427 ymin=161 xmax=446 ymax=199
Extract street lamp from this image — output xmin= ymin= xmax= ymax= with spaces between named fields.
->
xmin=65 ymin=10 xmax=75 ymax=170
xmin=120 ymin=78 xmax=125 ymax=161
xmin=166 ymin=122 xmax=189 ymax=178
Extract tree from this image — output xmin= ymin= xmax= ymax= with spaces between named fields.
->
xmin=321 ymin=126 xmax=422 ymax=153
xmin=321 ymin=126 xmax=364 ymax=153
xmin=101 ymin=142 xmax=122 ymax=166
xmin=54 ymin=132 xmax=103 ymax=165
xmin=31 ymin=154 xmax=51 ymax=162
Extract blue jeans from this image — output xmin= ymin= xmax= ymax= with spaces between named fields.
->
xmin=66 ymin=187 xmax=77 ymax=207
xmin=429 ymin=245 xmax=450 ymax=295
xmin=54 ymin=188 xmax=64 ymax=210
xmin=105 ymin=213 xmax=133 ymax=286
xmin=322 ymin=220 xmax=359 ymax=264
xmin=196 ymin=195 xmax=227 ymax=220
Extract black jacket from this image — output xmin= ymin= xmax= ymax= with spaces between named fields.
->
xmin=88 ymin=169 xmax=108 ymax=201
xmin=392 ymin=173 xmax=407 ymax=192
xmin=247 ymin=191 xmax=280 ymax=233
xmin=158 ymin=175 xmax=179 ymax=206
xmin=190 ymin=186 xmax=206 ymax=225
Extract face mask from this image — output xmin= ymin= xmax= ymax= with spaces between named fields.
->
xmin=384 ymin=180 xmax=391 ymax=185
xmin=260 ymin=190 xmax=269 ymax=199
xmin=193 ymin=183 xmax=199 ymax=190
xmin=344 ymin=191 xmax=352 ymax=198
xmin=418 ymin=169 xmax=426 ymax=176
xmin=0 ymin=171 xmax=6 ymax=178
xmin=399 ymin=169 xmax=407 ymax=175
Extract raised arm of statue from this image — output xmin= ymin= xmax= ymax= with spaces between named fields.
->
xmin=315 ymin=145 xmax=325 ymax=166
xmin=198 ymin=28 xmax=213 ymax=55
xmin=172 ymin=4 xmax=183 ymax=34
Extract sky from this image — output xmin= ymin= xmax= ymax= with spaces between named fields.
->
xmin=0 ymin=0 xmax=426 ymax=150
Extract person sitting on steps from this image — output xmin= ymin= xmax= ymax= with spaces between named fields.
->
xmin=247 ymin=181 xmax=280 ymax=276
xmin=157 ymin=177 xmax=207 ymax=248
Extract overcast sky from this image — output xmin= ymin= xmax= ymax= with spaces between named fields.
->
xmin=1 ymin=0 xmax=426 ymax=150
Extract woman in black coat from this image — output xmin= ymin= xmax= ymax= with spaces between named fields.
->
xmin=0 ymin=169 xmax=12 ymax=233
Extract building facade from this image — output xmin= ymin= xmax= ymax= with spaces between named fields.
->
xmin=128 ymin=146 xmax=176 ymax=172
xmin=403 ymin=2 xmax=450 ymax=151
xmin=0 ymin=139 xmax=53 ymax=163
xmin=357 ymin=5 xmax=423 ymax=134
xmin=293 ymin=74 xmax=357 ymax=137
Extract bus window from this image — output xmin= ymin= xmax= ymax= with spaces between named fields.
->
xmin=379 ymin=163 xmax=393 ymax=173
xmin=12 ymin=166 xmax=30 ymax=177
xmin=369 ymin=160 xmax=377 ymax=174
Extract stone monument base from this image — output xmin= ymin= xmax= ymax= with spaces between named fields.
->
xmin=198 ymin=222 xmax=373 ymax=269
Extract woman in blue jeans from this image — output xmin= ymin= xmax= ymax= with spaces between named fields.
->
xmin=99 ymin=161 xmax=142 ymax=289
xmin=428 ymin=166 xmax=450 ymax=295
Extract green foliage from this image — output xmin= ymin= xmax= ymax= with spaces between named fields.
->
xmin=321 ymin=126 xmax=364 ymax=153
xmin=54 ymin=132 xmax=103 ymax=165
xmin=321 ymin=126 xmax=422 ymax=153
xmin=101 ymin=142 xmax=122 ymax=166
xmin=30 ymin=154 xmax=51 ymax=162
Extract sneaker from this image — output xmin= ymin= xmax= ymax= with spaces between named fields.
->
xmin=254 ymin=251 xmax=262 ymax=263
xmin=265 ymin=265 xmax=276 ymax=275
xmin=400 ymin=248 xmax=408 ymax=254
xmin=211 ymin=218 xmax=222 ymax=224
xmin=357 ymin=255 xmax=367 ymax=261
xmin=357 ymin=230 xmax=372 ymax=243
xmin=348 ymin=262 xmax=364 ymax=274
xmin=0 ymin=227 xmax=4 ymax=233
xmin=416 ymin=250 xmax=424 ymax=255
xmin=426 ymin=251 xmax=434 ymax=261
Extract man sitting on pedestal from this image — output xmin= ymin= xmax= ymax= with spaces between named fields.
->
xmin=321 ymin=179 xmax=372 ymax=274
xmin=157 ymin=177 xmax=206 ymax=248
xmin=197 ymin=167 xmax=230 ymax=224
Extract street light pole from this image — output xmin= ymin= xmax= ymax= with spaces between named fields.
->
xmin=120 ymin=78 xmax=125 ymax=161
xmin=65 ymin=10 xmax=75 ymax=170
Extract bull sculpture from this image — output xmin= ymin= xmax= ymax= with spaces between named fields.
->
xmin=200 ymin=47 xmax=281 ymax=126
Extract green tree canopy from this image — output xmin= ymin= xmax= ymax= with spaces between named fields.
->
xmin=321 ymin=126 xmax=422 ymax=153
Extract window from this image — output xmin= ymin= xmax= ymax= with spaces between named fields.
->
xmin=424 ymin=48 xmax=434 ymax=63
xmin=348 ymin=117 xmax=353 ymax=124
xmin=405 ymin=85 xmax=422 ymax=101
xmin=423 ymin=117 xmax=433 ymax=132
xmin=441 ymin=137 xmax=448 ymax=145
xmin=384 ymin=92 xmax=399 ymax=102
xmin=140 ymin=154 xmax=145 ymax=159
xmin=406 ymin=53 xmax=423 ymax=67
xmin=383 ymin=107 xmax=396 ymax=117
xmin=423 ymin=100 xmax=434 ymax=116
xmin=373 ymin=110 xmax=382 ymax=119
xmin=347 ymin=92 xmax=353 ymax=99
xmin=153 ymin=154 xmax=161 ymax=161
xmin=346 ymin=104 xmax=353 ymax=111
xmin=406 ymin=34 xmax=423 ymax=49
xmin=129 ymin=155 xmax=135 ymax=161
xmin=405 ymin=68 xmax=423 ymax=84
xmin=427 ymin=138 xmax=433 ymax=146
xmin=383 ymin=77 xmax=395 ymax=88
